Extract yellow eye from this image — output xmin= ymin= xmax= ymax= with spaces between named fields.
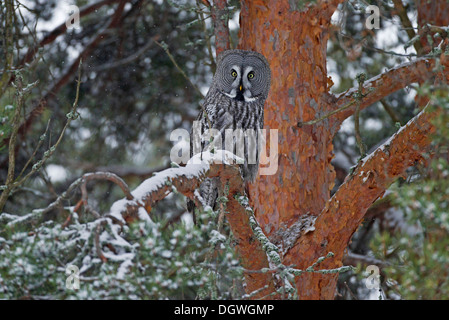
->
xmin=231 ymin=70 xmax=237 ymax=77
xmin=248 ymin=72 xmax=255 ymax=79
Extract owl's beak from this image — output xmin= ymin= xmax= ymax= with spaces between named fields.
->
xmin=235 ymin=83 xmax=245 ymax=101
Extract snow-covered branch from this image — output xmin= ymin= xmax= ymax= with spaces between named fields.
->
xmin=333 ymin=57 xmax=438 ymax=123
xmin=107 ymin=150 xmax=281 ymax=299
xmin=301 ymin=103 xmax=436 ymax=257
xmin=282 ymin=103 xmax=438 ymax=298
xmin=108 ymin=151 xmax=244 ymax=223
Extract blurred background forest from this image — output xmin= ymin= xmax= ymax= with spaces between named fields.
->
xmin=0 ymin=0 xmax=448 ymax=299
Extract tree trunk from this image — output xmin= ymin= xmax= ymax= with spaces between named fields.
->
xmin=237 ymin=0 xmax=449 ymax=299
xmin=238 ymin=0 xmax=344 ymax=299
xmin=239 ymin=0 xmax=338 ymax=231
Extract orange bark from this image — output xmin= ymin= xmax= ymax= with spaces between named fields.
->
xmin=112 ymin=162 xmax=275 ymax=297
xmin=237 ymin=0 xmax=448 ymax=299
xmin=238 ymin=0 xmax=341 ymax=299
xmin=211 ymin=0 xmax=231 ymax=56
xmin=285 ymin=106 xmax=437 ymax=299
xmin=417 ymin=0 xmax=449 ymax=54
xmin=239 ymin=0 xmax=339 ymax=231
xmin=334 ymin=57 xmax=437 ymax=122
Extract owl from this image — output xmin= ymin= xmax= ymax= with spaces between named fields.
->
xmin=188 ymin=49 xmax=271 ymax=214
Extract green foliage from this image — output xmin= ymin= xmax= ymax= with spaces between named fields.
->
xmin=288 ymin=0 xmax=318 ymax=12
xmin=370 ymin=93 xmax=449 ymax=299
xmin=0 ymin=208 xmax=242 ymax=299
xmin=0 ymin=0 xmax=215 ymax=214
xmin=0 ymin=104 xmax=15 ymax=152
xmin=1 ymin=0 xmax=448 ymax=300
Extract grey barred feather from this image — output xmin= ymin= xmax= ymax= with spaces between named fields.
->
xmin=188 ymin=50 xmax=271 ymax=213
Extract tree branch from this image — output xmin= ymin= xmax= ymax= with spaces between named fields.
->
xmin=392 ymin=0 xmax=424 ymax=55
xmin=107 ymin=153 xmax=276 ymax=298
xmin=0 ymin=0 xmax=14 ymax=96
xmin=0 ymin=0 xmax=129 ymax=150
xmin=284 ymin=103 xmax=437 ymax=299
xmin=211 ymin=0 xmax=230 ymax=56
xmin=333 ymin=57 xmax=437 ymax=124
xmin=322 ymin=104 xmax=436 ymax=247
xmin=18 ymin=0 xmax=121 ymax=69
xmin=343 ymin=252 xmax=389 ymax=269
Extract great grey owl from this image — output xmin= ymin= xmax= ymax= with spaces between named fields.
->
xmin=187 ymin=49 xmax=271 ymax=215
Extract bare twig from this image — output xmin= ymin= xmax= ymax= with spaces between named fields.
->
xmin=380 ymin=99 xmax=404 ymax=125
xmin=343 ymin=252 xmax=390 ymax=269
xmin=197 ymin=0 xmax=216 ymax=73
xmin=17 ymin=0 xmax=122 ymax=70
xmin=297 ymin=98 xmax=357 ymax=127
xmin=0 ymin=0 xmax=129 ymax=150
xmin=0 ymin=61 xmax=82 ymax=213
xmin=95 ymin=222 xmax=108 ymax=262
xmin=13 ymin=60 xmax=83 ymax=189
xmin=392 ymin=0 xmax=424 ymax=55
xmin=90 ymin=40 xmax=154 ymax=72
xmin=343 ymin=281 xmax=359 ymax=300
xmin=0 ymin=73 xmax=39 ymax=212
xmin=16 ymin=119 xmax=52 ymax=182
xmin=82 ymin=172 xmax=133 ymax=201
xmin=0 ymin=0 xmax=14 ymax=96
xmin=154 ymin=40 xmax=204 ymax=97
xmin=1 ymin=170 xmax=133 ymax=233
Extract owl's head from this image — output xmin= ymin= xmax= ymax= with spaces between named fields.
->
xmin=214 ymin=50 xmax=271 ymax=103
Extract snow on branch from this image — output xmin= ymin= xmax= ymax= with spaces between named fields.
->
xmin=333 ymin=57 xmax=438 ymax=123
xmin=309 ymin=103 xmax=437 ymax=261
xmin=106 ymin=150 xmax=283 ymax=298
xmin=108 ymin=151 xmax=244 ymax=223
xmin=280 ymin=103 xmax=438 ymax=298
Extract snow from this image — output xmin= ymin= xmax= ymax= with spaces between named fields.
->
xmin=109 ymin=150 xmax=242 ymax=222
xmin=116 ymin=260 xmax=133 ymax=280
xmin=102 ymin=252 xmax=134 ymax=262
xmin=187 ymin=150 xmax=244 ymax=166
xmin=46 ymin=164 xmax=68 ymax=182
xmin=108 ymin=199 xmax=129 ymax=224
xmin=209 ymin=230 xmax=226 ymax=245
xmin=384 ymin=207 xmax=421 ymax=236
xmin=160 ymin=250 xmax=172 ymax=259
xmin=137 ymin=207 xmax=155 ymax=226
xmin=359 ymin=109 xmax=421 ymax=168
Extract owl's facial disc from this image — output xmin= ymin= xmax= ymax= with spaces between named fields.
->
xmin=241 ymin=66 xmax=257 ymax=102
xmin=223 ymin=65 xmax=258 ymax=102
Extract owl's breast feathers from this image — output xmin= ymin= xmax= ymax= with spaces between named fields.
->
xmin=201 ymin=90 xmax=264 ymax=131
